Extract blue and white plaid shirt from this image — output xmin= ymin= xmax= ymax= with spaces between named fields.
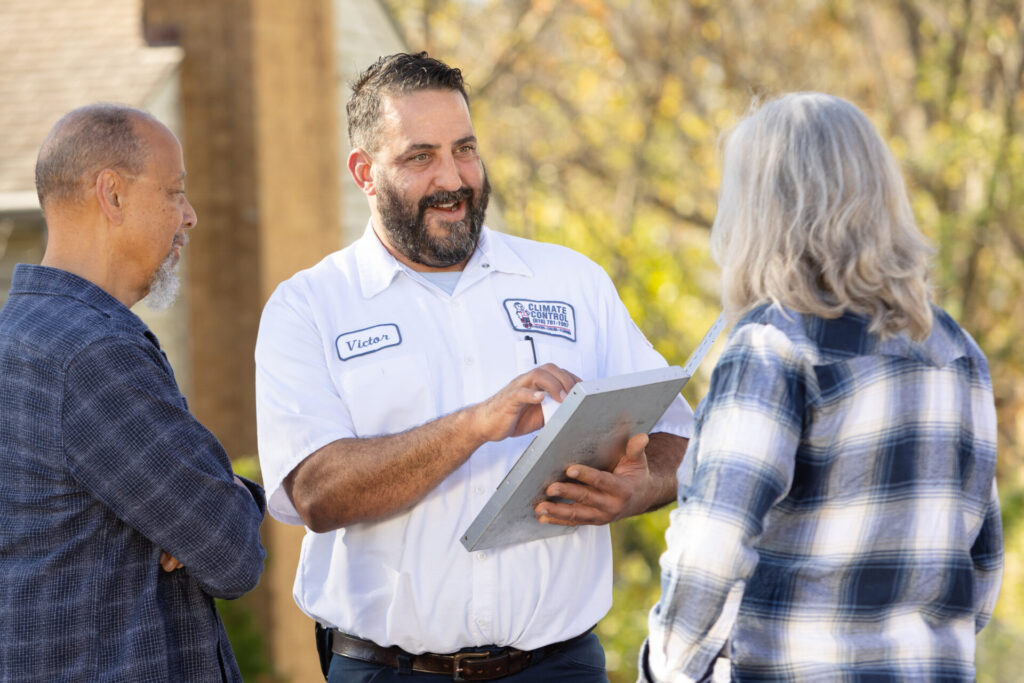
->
xmin=0 ymin=265 xmax=266 ymax=682
xmin=643 ymin=304 xmax=1002 ymax=682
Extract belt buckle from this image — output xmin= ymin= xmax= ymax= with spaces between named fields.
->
xmin=452 ymin=651 xmax=491 ymax=681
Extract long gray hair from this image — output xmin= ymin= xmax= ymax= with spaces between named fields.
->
xmin=711 ymin=93 xmax=933 ymax=340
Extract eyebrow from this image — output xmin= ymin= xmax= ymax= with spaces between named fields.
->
xmin=398 ymin=143 xmax=438 ymax=158
xmin=395 ymin=136 xmax=478 ymax=159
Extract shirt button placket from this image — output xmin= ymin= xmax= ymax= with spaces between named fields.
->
xmin=452 ymin=292 xmax=494 ymax=642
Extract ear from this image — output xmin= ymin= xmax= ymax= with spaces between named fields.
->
xmin=95 ymin=169 xmax=126 ymax=224
xmin=347 ymin=149 xmax=376 ymax=197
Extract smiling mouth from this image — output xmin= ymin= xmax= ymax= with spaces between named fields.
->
xmin=420 ymin=187 xmax=473 ymax=217
xmin=428 ymin=200 xmax=463 ymax=212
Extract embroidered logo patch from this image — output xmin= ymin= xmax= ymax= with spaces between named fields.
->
xmin=336 ymin=324 xmax=401 ymax=361
xmin=503 ymin=299 xmax=576 ymax=341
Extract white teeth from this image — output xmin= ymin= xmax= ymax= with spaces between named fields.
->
xmin=433 ymin=201 xmax=458 ymax=210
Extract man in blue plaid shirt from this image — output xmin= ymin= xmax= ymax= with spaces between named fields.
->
xmin=642 ymin=94 xmax=1002 ymax=682
xmin=0 ymin=105 xmax=266 ymax=681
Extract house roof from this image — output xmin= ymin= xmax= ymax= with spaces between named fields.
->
xmin=0 ymin=0 xmax=182 ymax=206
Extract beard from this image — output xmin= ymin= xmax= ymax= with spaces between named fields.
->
xmin=141 ymin=235 xmax=186 ymax=311
xmin=375 ymin=169 xmax=491 ymax=268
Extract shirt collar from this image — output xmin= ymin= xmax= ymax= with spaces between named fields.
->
xmin=354 ymin=221 xmax=533 ymax=299
xmin=354 ymin=222 xmax=405 ymax=298
xmin=9 ymin=264 xmax=153 ymax=338
xmin=744 ymin=302 xmax=968 ymax=366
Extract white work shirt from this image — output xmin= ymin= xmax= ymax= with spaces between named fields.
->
xmin=255 ymin=224 xmax=693 ymax=654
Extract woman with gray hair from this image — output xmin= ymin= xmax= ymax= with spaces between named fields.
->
xmin=641 ymin=93 xmax=1002 ymax=682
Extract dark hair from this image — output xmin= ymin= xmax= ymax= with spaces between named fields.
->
xmin=35 ymin=103 xmax=151 ymax=210
xmin=346 ymin=52 xmax=469 ymax=153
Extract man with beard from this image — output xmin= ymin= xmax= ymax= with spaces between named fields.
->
xmin=255 ymin=52 xmax=693 ymax=682
xmin=0 ymin=104 xmax=266 ymax=682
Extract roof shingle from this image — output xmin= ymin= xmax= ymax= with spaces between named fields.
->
xmin=0 ymin=0 xmax=182 ymax=196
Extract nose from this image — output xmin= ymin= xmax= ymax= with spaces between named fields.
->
xmin=434 ymin=152 xmax=463 ymax=193
xmin=183 ymin=196 xmax=198 ymax=230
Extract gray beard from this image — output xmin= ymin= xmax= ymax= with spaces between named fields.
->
xmin=141 ymin=249 xmax=181 ymax=311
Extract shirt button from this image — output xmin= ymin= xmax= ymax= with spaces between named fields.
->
xmin=476 ymin=618 xmax=487 ymax=627
xmin=464 ymin=357 xmax=474 ymax=366
xmin=478 ymin=552 xmax=487 ymax=561
xmin=482 ymin=263 xmax=490 ymax=268
xmin=474 ymin=486 xmax=485 ymax=495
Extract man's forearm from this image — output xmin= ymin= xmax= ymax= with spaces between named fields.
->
xmin=283 ymin=362 xmax=580 ymax=532
xmin=642 ymin=432 xmax=689 ymax=512
xmin=284 ymin=407 xmax=486 ymax=532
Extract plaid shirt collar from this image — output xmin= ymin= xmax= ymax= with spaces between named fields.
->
xmin=10 ymin=264 xmax=159 ymax=346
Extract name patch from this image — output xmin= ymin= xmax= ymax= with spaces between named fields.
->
xmin=336 ymin=324 xmax=401 ymax=360
xmin=503 ymin=299 xmax=576 ymax=341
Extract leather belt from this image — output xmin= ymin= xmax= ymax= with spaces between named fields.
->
xmin=329 ymin=627 xmax=593 ymax=681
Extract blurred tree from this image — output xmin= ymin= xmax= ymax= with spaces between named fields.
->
xmin=382 ymin=1 xmax=1024 ymax=680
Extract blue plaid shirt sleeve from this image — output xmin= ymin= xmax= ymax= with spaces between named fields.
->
xmin=972 ymin=480 xmax=1003 ymax=632
xmin=644 ymin=323 xmax=805 ymax=681
xmin=61 ymin=336 xmax=266 ymax=599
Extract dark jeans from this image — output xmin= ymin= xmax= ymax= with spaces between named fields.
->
xmin=326 ymin=632 xmax=608 ymax=683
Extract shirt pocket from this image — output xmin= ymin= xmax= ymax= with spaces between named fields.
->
xmin=335 ymin=352 xmax=436 ymax=437
xmin=527 ymin=336 xmax=588 ymax=380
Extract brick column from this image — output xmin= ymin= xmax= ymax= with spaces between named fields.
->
xmin=144 ymin=2 xmax=340 ymax=680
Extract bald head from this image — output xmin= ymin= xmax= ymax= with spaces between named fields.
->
xmin=35 ymin=104 xmax=159 ymax=213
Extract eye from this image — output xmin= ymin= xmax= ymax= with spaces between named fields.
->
xmin=456 ymin=144 xmax=477 ymax=155
xmin=410 ymin=152 xmax=430 ymax=163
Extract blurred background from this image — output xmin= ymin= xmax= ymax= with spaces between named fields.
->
xmin=1 ymin=1 xmax=1021 ymax=681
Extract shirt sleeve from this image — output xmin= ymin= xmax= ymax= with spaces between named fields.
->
xmin=255 ymin=282 xmax=358 ymax=524
xmin=592 ymin=267 xmax=694 ymax=438
xmin=972 ymin=478 xmax=1004 ymax=632
xmin=61 ymin=337 xmax=266 ymax=600
xmin=645 ymin=323 xmax=804 ymax=680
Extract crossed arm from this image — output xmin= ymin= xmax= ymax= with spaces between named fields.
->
xmin=160 ymin=475 xmax=256 ymax=572
xmin=64 ymin=339 xmax=266 ymax=594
